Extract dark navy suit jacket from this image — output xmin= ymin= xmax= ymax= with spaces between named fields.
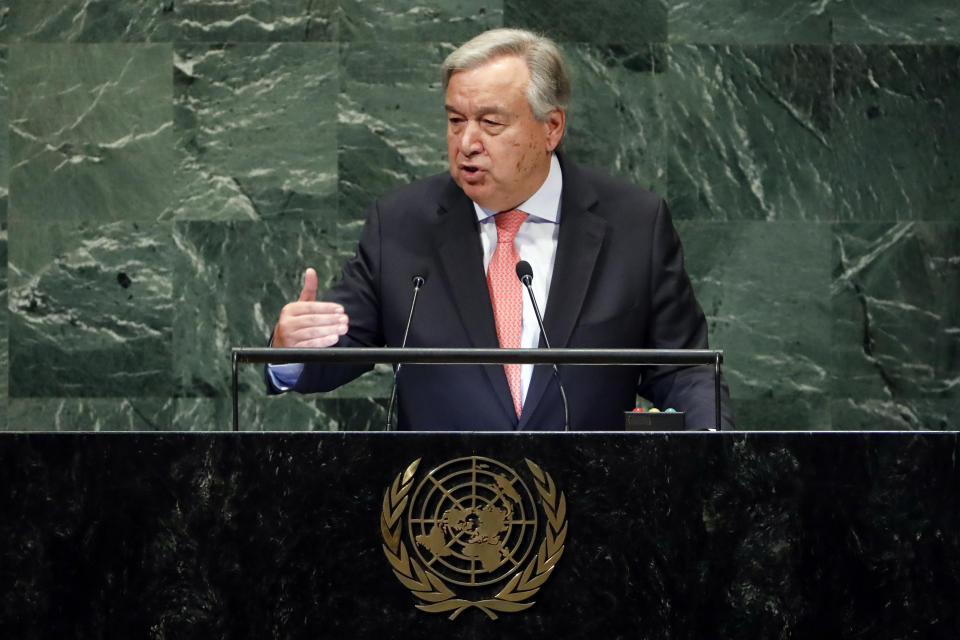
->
xmin=267 ymin=156 xmax=734 ymax=430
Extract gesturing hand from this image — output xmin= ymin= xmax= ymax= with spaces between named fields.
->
xmin=272 ymin=268 xmax=349 ymax=348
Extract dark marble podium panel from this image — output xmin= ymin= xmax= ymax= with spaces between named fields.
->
xmin=2 ymin=431 xmax=958 ymax=639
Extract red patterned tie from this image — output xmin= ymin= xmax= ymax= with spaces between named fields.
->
xmin=488 ymin=209 xmax=528 ymax=418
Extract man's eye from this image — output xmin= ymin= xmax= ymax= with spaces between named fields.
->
xmin=483 ymin=119 xmax=503 ymax=127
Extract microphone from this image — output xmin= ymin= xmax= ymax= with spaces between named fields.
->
xmin=515 ymin=260 xmax=569 ymax=431
xmin=385 ymin=273 xmax=426 ymax=430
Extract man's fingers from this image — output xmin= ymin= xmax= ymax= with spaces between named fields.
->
xmin=283 ymin=301 xmax=345 ymax=316
xmin=284 ymin=313 xmax=349 ymax=332
xmin=274 ymin=311 xmax=349 ymax=348
xmin=298 ymin=268 xmax=318 ymax=302
xmin=286 ymin=324 xmax=348 ymax=348
xmin=295 ymin=334 xmax=344 ymax=348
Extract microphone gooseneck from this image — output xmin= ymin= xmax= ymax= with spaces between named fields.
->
xmin=515 ymin=260 xmax=569 ymax=431
xmin=385 ymin=273 xmax=426 ymax=431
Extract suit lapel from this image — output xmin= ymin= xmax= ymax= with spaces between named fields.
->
xmin=519 ymin=160 xmax=607 ymax=428
xmin=434 ymin=179 xmax=518 ymax=423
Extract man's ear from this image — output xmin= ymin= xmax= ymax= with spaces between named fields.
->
xmin=544 ymin=109 xmax=566 ymax=152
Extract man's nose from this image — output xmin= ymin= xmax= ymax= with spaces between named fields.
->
xmin=459 ymin=122 xmax=483 ymax=154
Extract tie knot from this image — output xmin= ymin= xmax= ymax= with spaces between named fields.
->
xmin=494 ymin=209 xmax=528 ymax=243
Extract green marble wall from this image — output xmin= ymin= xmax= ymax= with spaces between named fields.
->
xmin=0 ymin=1 xmax=956 ymax=431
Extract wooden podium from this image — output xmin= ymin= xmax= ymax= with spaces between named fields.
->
xmin=2 ymin=431 xmax=959 ymax=638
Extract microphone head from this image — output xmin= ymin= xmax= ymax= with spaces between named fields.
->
xmin=515 ymin=260 xmax=533 ymax=284
xmin=411 ymin=272 xmax=427 ymax=288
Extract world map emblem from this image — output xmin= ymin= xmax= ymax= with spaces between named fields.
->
xmin=380 ymin=456 xmax=568 ymax=620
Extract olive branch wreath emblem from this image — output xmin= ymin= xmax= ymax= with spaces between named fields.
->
xmin=380 ymin=458 xmax=567 ymax=620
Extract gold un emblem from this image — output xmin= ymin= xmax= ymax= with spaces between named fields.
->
xmin=380 ymin=456 xmax=568 ymax=620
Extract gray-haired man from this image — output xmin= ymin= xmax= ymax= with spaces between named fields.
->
xmin=267 ymin=28 xmax=733 ymax=431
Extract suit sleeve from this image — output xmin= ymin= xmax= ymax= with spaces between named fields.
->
xmin=637 ymin=199 xmax=734 ymax=430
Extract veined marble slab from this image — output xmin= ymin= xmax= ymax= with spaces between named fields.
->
xmin=0 ymin=46 xmax=8 ymax=226
xmin=0 ymin=3 xmax=957 ymax=431
xmin=505 ymin=0 xmax=667 ymax=44
xmin=666 ymin=44 xmax=834 ymax=221
xmin=339 ymin=0 xmax=502 ymax=41
xmin=8 ymin=43 xmax=173 ymax=224
xmin=833 ymin=0 xmax=960 ymax=44
xmin=667 ymin=0 xmax=831 ymax=45
xmin=0 ymin=0 xmax=338 ymax=43
xmin=8 ymin=220 xmax=175 ymax=397
xmin=680 ymin=221 xmax=833 ymax=429
xmin=832 ymin=45 xmax=960 ymax=221
xmin=172 ymin=43 xmax=338 ymax=222
xmin=831 ymin=222 xmax=960 ymax=429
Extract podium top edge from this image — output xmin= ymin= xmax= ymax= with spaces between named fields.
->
xmin=231 ymin=347 xmax=724 ymax=366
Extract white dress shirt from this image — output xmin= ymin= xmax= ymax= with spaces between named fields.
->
xmin=268 ymin=153 xmax=564 ymax=405
xmin=474 ymin=153 xmax=562 ymax=407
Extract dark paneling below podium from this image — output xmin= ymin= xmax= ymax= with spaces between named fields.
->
xmin=2 ymin=432 xmax=958 ymax=639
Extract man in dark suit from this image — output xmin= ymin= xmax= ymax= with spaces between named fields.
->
xmin=267 ymin=28 xmax=733 ymax=431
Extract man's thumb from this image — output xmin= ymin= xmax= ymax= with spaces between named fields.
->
xmin=298 ymin=268 xmax=318 ymax=302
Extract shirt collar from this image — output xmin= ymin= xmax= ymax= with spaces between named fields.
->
xmin=473 ymin=153 xmax=563 ymax=224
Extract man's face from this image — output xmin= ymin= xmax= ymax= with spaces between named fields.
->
xmin=445 ymin=55 xmax=565 ymax=212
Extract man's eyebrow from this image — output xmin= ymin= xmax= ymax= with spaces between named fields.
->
xmin=444 ymin=105 xmax=511 ymax=117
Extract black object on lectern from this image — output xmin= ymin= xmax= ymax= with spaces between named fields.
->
xmin=625 ymin=410 xmax=686 ymax=430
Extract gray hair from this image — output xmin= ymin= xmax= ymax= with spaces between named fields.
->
xmin=442 ymin=28 xmax=571 ymax=121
